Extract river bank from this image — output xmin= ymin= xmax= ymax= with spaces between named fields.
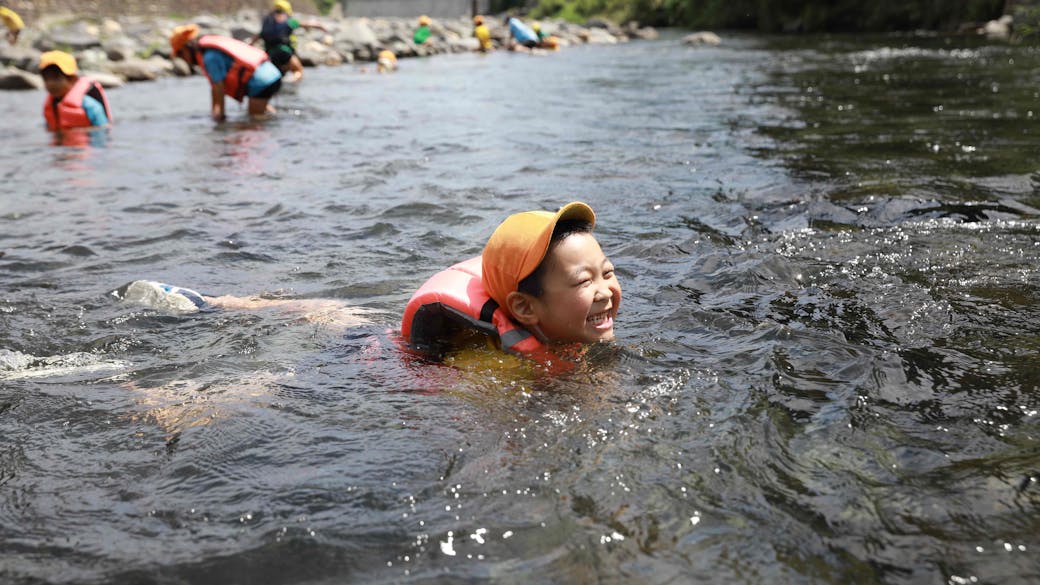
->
xmin=0 ymin=9 xmax=658 ymax=90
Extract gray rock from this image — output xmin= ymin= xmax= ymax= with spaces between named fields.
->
xmin=297 ymin=40 xmax=343 ymax=67
xmin=0 ymin=45 xmax=42 ymax=71
xmin=170 ymin=57 xmax=192 ymax=77
xmin=340 ymin=19 xmax=378 ymax=48
xmin=626 ymin=23 xmax=659 ymax=40
xmin=75 ymin=48 xmax=110 ymax=72
xmin=448 ymin=37 xmax=479 ymax=52
xmin=101 ymin=18 xmax=123 ymax=37
xmin=0 ymin=66 xmax=42 ymax=90
xmin=682 ymin=31 xmax=721 ymax=45
xmin=82 ymin=70 xmax=126 ymax=88
xmin=106 ymin=57 xmax=169 ymax=81
xmin=981 ymin=14 xmax=1012 ymax=39
xmin=46 ymin=22 xmax=103 ymax=51
xmin=102 ymin=36 xmax=139 ymax=62
xmin=581 ymin=28 xmax=619 ymax=44
xmin=229 ymin=26 xmax=255 ymax=42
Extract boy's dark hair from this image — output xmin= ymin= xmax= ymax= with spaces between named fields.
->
xmin=40 ymin=65 xmax=68 ymax=78
xmin=516 ymin=219 xmax=593 ymax=298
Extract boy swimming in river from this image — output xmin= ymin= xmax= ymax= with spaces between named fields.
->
xmin=402 ymin=201 xmax=621 ymax=363
xmin=118 ymin=202 xmax=620 ymax=368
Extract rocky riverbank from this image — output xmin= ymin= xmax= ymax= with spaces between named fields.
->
xmin=0 ymin=9 xmax=658 ymax=90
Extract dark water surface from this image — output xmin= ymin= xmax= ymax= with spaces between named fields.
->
xmin=2 ymin=33 xmax=1039 ymax=584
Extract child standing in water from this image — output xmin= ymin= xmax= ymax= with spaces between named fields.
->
xmin=169 ymin=24 xmax=283 ymax=121
xmin=413 ymin=15 xmax=432 ymax=45
xmin=38 ymin=51 xmax=112 ymax=131
xmin=473 ymin=15 xmax=493 ymax=53
xmin=1 ymin=4 xmax=23 ymax=44
xmin=250 ymin=0 xmax=327 ymax=83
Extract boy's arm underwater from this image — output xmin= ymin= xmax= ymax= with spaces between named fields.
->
xmin=113 ymin=281 xmax=372 ymax=329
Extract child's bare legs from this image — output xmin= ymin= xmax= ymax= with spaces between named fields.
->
xmin=289 ymin=55 xmax=305 ymax=82
xmin=204 ymin=295 xmax=371 ymax=328
xmin=247 ymin=97 xmax=275 ymax=117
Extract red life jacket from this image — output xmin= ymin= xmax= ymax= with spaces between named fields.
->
xmin=196 ymin=35 xmax=269 ymax=101
xmin=402 ymin=256 xmax=549 ymax=358
xmin=42 ymin=77 xmax=112 ymax=131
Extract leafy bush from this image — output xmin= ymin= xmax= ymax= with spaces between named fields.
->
xmin=1014 ymin=4 xmax=1040 ymax=42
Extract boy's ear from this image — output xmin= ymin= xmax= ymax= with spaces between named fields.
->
xmin=505 ymin=291 xmax=539 ymax=326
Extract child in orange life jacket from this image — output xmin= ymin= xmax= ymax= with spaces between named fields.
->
xmin=39 ymin=51 xmax=112 ymax=131
xmin=169 ymin=24 xmax=283 ymax=121
xmin=402 ymin=202 xmax=621 ymax=361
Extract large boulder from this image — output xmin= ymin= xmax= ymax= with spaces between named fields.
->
xmin=0 ymin=45 xmax=42 ymax=71
xmin=448 ymin=37 xmax=479 ymax=52
xmin=102 ymin=36 xmax=139 ymax=62
xmin=101 ymin=18 xmax=122 ymax=37
xmin=43 ymin=22 xmax=103 ymax=51
xmin=0 ymin=66 xmax=42 ymax=90
xmin=682 ymin=31 xmax=722 ymax=45
xmin=170 ymin=57 xmax=192 ymax=77
xmin=980 ymin=14 xmax=1013 ymax=39
xmin=81 ymin=70 xmax=126 ymax=88
xmin=579 ymin=28 xmax=619 ymax=44
xmin=297 ymin=40 xmax=343 ymax=67
xmin=106 ymin=56 xmax=171 ymax=81
xmin=339 ymin=19 xmax=378 ymax=48
xmin=625 ymin=23 xmax=659 ymax=40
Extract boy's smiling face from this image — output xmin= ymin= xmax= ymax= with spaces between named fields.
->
xmin=514 ymin=232 xmax=621 ymax=344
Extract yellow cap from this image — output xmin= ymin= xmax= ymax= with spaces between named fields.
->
xmin=473 ymin=15 xmax=484 ymax=25
xmin=273 ymin=0 xmax=293 ymax=15
xmin=169 ymin=24 xmax=199 ymax=55
xmin=532 ymin=22 xmax=541 ymax=32
xmin=39 ymin=50 xmax=78 ymax=75
xmin=482 ymin=202 xmax=596 ymax=315
xmin=418 ymin=15 xmax=431 ymax=26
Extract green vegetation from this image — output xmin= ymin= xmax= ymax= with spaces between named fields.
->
xmin=313 ymin=0 xmax=337 ymax=15
xmin=1013 ymin=3 xmax=1040 ymax=41
xmin=529 ymin=0 xmax=1008 ymax=32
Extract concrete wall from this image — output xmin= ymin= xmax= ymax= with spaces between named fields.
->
xmin=341 ymin=0 xmax=490 ymax=18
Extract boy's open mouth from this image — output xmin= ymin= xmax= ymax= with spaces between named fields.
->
xmin=587 ymin=310 xmax=613 ymax=330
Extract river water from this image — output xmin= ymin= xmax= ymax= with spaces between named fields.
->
xmin=1 ymin=32 xmax=1038 ymax=584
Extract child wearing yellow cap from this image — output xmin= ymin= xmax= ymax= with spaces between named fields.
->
xmin=38 ymin=51 xmax=112 ymax=131
xmin=170 ymin=24 xmax=283 ymax=121
xmin=402 ymin=202 xmax=621 ymax=361
xmin=376 ymin=48 xmax=397 ymax=73
xmin=249 ymin=0 xmax=327 ymax=82
xmin=0 ymin=5 xmax=23 ymax=44
xmin=413 ymin=15 xmax=432 ymax=45
xmin=473 ymin=15 xmax=493 ymax=52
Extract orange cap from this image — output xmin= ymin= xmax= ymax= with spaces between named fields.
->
xmin=169 ymin=24 xmax=199 ymax=55
xmin=482 ymin=202 xmax=596 ymax=314
xmin=38 ymin=50 xmax=77 ymax=76
xmin=418 ymin=15 xmax=431 ymax=26
xmin=473 ymin=15 xmax=484 ymax=25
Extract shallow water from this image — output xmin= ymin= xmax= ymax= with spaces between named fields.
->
xmin=1 ymin=33 xmax=1038 ymax=584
